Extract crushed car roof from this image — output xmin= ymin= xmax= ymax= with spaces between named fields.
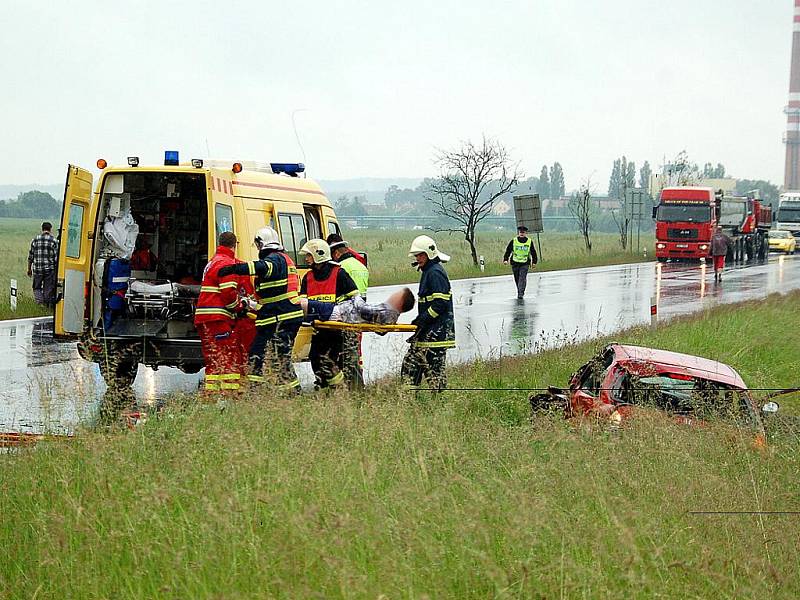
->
xmin=611 ymin=344 xmax=747 ymax=389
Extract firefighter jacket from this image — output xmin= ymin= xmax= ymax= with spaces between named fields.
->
xmin=221 ymin=250 xmax=303 ymax=328
xmin=412 ymin=258 xmax=456 ymax=349
xmin=338 ymin=250 xmax=369 ymax=297
xmin=195 ymin=245 xmax=243 ymax=324
xmin=300 ymin=262 xmax=359 ymax=304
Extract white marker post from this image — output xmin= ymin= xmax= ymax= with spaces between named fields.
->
xmin=10 ymin=279 xmax=17 ymax=312
xmin=479 ymin=255 xmax=485 ymax=272
xmin=650 ymin=295 xmax=657 ymax=328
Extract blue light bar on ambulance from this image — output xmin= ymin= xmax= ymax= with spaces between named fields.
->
xmin=270 ymin=162 xmax=305 ymax=177
xmin=164 ymin=150 xmax=180 ymax=166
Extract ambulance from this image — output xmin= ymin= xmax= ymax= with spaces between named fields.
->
xmin=54 ymin=152 xmax=341 ymax=383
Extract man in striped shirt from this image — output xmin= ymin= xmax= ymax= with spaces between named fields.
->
xmin=27 ymin=222 xmax=58 ymax=307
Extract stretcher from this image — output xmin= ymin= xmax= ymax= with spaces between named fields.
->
xmin=311 ymin=320 xmax=417 ymax=334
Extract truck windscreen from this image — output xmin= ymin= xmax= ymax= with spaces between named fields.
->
xmin=777 ymin=207 xmax=800 ymax=223
xmin=657 ymin=204 xmax=711 ymax=223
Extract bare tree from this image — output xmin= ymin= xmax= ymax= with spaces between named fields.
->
xmin=610 ymin=203 xmax=629 ymax=251
xmin=428 ymin=136 xmax=522 ymax=266
xmin=568 ymin=179 xmax=594 ymax=253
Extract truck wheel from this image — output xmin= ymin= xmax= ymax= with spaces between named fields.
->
xmin=657 ymin=257 xmax=667 ymax=263
xmin=98 ymin=344 xmax=140 ymax=425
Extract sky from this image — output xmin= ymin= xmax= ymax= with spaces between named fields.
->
xmin=0 ymin=0 xmax=794 ymax=191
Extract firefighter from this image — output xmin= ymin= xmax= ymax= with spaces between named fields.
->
xmin=195 ymin=231 xmax=247 ymax=393
xmin=502 ymin=225 xmax=538 ymax=299
xmin=299 ymin=239 xmax=359 ymax=389
xmin=218 ymin=227 xmax=304 ymax=391
xmin=327 ymin=233 xmax=369 ymax=387
xmin=401 ymin=235 xmax=455 ymax=392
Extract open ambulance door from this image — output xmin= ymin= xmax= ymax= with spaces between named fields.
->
xmin=54 ymin=165 xmax=94 ymax=338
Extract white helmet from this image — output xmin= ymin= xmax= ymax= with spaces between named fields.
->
xmin=408 ymin=235 xmax=450 ymax=262
xmin=299 ymin=239 xmax=332 ymax=264
xmin=254 ymin=226 xmax=283 ymax=251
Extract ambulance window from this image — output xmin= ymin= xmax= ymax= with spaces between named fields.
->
xmin=328 ymin=221 xmax=341 ymax=237
xmin=65 ymin=204 xmax=85 ymax=258
xmin=278 ymin=213 xmax=307 ymax=263
xmin=215 ymin=204 xmax=234 ymax=237
xmin=304 ymin=206 xmax=321 ymax=239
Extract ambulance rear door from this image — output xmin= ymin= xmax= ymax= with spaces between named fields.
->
xmin=54 ymin=165 xmax=94 ymax=337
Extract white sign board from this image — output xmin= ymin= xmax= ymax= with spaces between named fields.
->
xmin=10 ymin=278 xmax=17 ymax=312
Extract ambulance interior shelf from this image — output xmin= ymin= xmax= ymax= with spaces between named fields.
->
xmin=93 ymin=172 xmax=208 ymax=338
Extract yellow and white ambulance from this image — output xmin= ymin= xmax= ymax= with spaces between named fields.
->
xmin=55 ymin=153 xmax=341 ymax=380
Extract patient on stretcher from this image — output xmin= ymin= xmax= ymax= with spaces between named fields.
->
xmin=301 ymin=287 xmax=415 ymax=325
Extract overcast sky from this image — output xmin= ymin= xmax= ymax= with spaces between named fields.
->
xmin=0 ymin=0 xmax=794 ymax=189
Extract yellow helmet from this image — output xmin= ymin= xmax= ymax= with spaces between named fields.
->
xmin=408 ymin=235 xmax=450 ymax=262
xmin=299 ymin=239 xmax=332 ymax=263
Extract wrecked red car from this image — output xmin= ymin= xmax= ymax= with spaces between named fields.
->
xmin=531 ymin=344 xmax=778 ymax=434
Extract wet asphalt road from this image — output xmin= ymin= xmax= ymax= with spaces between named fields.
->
xmin=2 ymin=255 xmax=800 ymax=434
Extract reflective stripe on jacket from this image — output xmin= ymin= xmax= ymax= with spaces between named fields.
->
xmin=227 ymin=251 xmax=303 ymax=328
xmin=195 ymin=246 xmax=242 ymax=324
xmin=414 ymin=259 xmax=455 ymax=349
xmin=301 ymin=262 xmax=359 ymax=304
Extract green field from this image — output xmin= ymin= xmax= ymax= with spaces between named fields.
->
xmin=0 ymin=218 xmax=53 ymax=320
xmin=347 ymin=229 xmax=654 ymax=286
xmin=2 ymin=292 xmax=799 ymax=598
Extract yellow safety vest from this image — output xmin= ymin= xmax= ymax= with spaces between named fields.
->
xmin=512 ymin=238 xmax=532 ymax=263
xmin=339 ymin=255 xmax=369 ymax=296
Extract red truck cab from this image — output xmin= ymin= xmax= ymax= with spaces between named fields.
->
xmin=653 ymin=187 xmax=715 ymax=261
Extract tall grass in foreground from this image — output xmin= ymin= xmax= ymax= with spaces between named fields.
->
xmin=347 ymin=230 xmax=654 ymax=286
xmin=1 ymin=293 xmax=799 ymax=598
xmin=0 ymin=218 xmax=52 ymax=319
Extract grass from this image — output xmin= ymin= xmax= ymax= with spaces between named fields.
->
xmin=347 ymin=229 xmax=654 ymax=286
xmin=0 ymin=218 xmax=53 ymax=320
xmin=1 ymin=292 xmax=799 ymax=598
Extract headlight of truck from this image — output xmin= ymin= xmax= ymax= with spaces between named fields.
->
xmin=656 ymin=243 xmax=666 ymax=249
xmin=699 ymin=244 xmax=708 ymax=250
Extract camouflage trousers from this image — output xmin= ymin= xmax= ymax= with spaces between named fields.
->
xmin=400 ymin=344 xmax=448 ymax=392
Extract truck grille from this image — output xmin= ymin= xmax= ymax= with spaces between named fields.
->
xmin=667 ymin=228 xmax=699 ymax=240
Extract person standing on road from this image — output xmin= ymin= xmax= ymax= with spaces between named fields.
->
xmin=401 ymin=235 xmax=455 ymax=392
xmin=503 ymin=226 xmax=538 ymax=299
xmin=711 ymin=226 xmax=732 ymax=282
xmin=299 ymin=239 xmax=360 ymax=390
xmin=195 ymin=232 xmax=248 ymax=393
xmin=27 ymin=222 xmax=59 ymax=308
xmin=218 ymin=227 xmax=304 ymax=392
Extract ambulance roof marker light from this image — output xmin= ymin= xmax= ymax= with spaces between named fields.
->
xmin=232 ymin=162 xmax=243 ymax=173
xmin=96 ymin=158 xmax=108 ymax=169
xmin=270 ymin=162 xmax=305 ymax=177
xmin=127 ymin=157 xmax=139 ymax=167
xmin=191 ymin=159 xmax=203 ymax=168
xmin=164 ymin=150 xmax=180 ymax=166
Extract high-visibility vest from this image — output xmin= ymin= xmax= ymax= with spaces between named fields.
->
xmin=339 ymin=255 xmax=369 ymax=296
xmin=304 ymin=264 xmax=342 ymax=303
xmin=195 ymin=246 xmax=241 ymax=324
xmin=251 ymin=252 xmax=303 ymax=327
xmin=512 ymin=238 xmax=533 ymax=263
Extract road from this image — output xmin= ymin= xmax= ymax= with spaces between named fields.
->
xmin=2 ymin=255 xmax=799 ymax=434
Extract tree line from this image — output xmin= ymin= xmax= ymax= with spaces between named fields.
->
xmin=0 ymin=190 xmax=60 ymax=219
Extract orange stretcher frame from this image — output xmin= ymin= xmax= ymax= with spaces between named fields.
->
xmin=312 ymin=321 xmax=417 ymax=334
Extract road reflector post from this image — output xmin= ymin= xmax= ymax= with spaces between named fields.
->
xmin=650 ymin=295 xmax=657 ymax=328
xmin=479 ymin=255 xmax=485 ymax=272
xmin=10 ymin=279 xmax=17 ymax=312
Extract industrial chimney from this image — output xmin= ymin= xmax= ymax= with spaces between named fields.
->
xmin=785 ymin=0 xmax=800 ymax=190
